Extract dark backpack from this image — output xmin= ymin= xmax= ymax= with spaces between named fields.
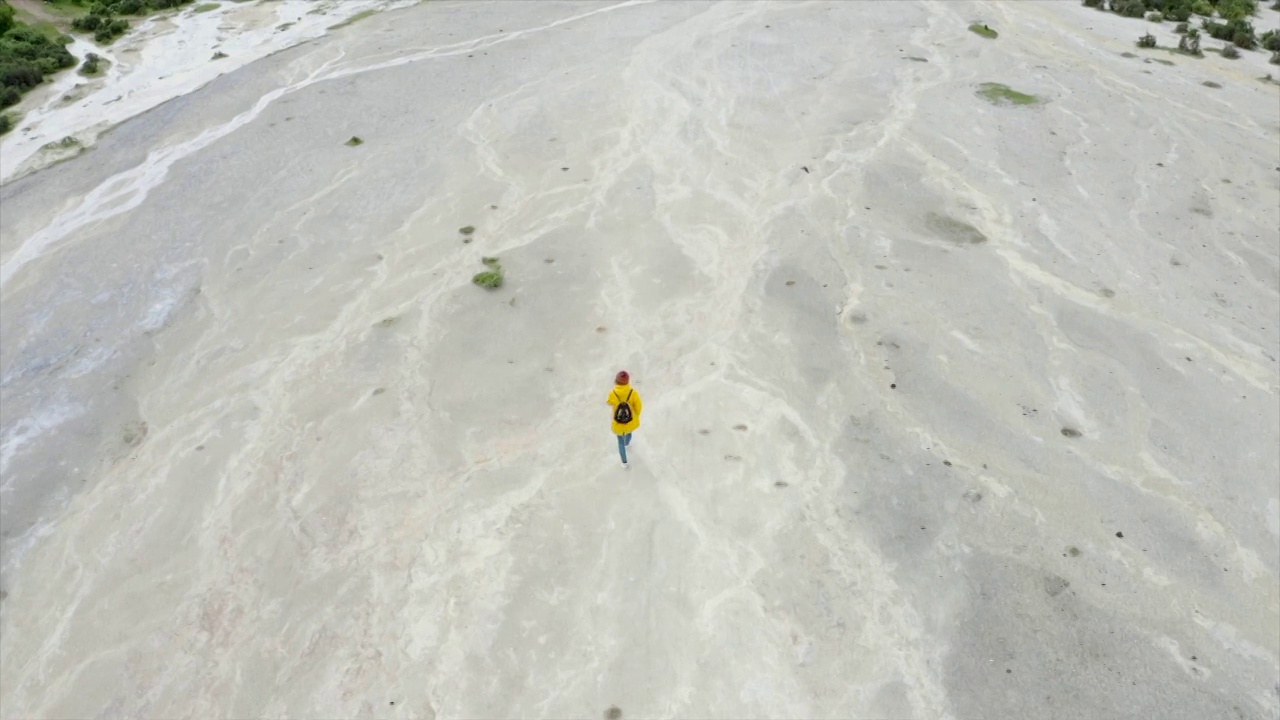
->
xmin=613 ymin=389 xmax=633 ymax=424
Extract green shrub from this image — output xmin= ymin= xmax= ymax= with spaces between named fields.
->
xmin=1202 ymin=19 xmax=1229 ymax=39
xmin=1176 ymin=21 xmax=1190 ymax=31
xmin=1192 ymin=0 xmax=1214 ymax=14
xmin=1262 ymin=29 xmax=1280 ymax=50
xmin=1147 ymin=11 xmax=1165 ymax=20
xmin=1115 ymin=0 xmax=1147 ymax=17
xmin=1179 ymin=26 xmax=1204 ymax=53
xmin=472 ymin=257 xmax=504 ymax=289
xmin=1271 ymin=50 xmax=1280 ymax=62
xmin=80 ymin=52 xmax=101 ymax=75
xmin=1221 ymin=43 xmax=1241 ymax=57
xmin=1165 ymin=1 xmax=1194 ymax=20
xmin=0 ymin=113 xmax=11 ymax=135
xmin=71 ymin=15 xmax=102 ymax=31
xmin=1138 ymin=32 xmax=1158 ymax=46
xmin=1082 ymin=0 xmax=1103 ymax=6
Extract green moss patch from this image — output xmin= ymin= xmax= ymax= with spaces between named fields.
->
xmin=976 ymin=82 xmax=1040 ymax=106
xmin=969 ymin=23 xmax=998 ymax=39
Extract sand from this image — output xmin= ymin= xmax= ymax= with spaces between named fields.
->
xmin=1 ymin=1 xmax=1278 ymax=718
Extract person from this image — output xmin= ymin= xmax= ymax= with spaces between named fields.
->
xmin=606 ymin=370 xmax=643 ymax=468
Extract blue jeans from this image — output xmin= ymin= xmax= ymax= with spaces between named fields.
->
xmin=617 ymin=433 xmax=632 ymax=463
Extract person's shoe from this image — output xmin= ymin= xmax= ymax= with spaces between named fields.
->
xmin=622 ymin=461 xmax=630 ymax=470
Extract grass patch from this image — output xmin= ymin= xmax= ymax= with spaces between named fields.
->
xmin=459 ymin=225 xmax=475 ymax=235
xmin=472 ymin=257 xmax=505 ymax=289
xmin=194 ymin=3 xmax=219 ymax=12
xmin=905 ymin=56 xmax=928 ymax=62
xmin=21 ymin=18 xmax=72 ymax=43
xmin=1121 ymin=51 xmax=1140 ymax=57
xmin=32 ymin=0 xmax=89 ymax=19
xmin=0 ymin=113 xmax=13 ymax=135
xmin=1202 ymin=80 xmax=1223 ymax=87
xmin=976 ymin=82 xmax=1040 ymax=106
xmin=1137 ymin=32 xmax=1157 ymax=47
xmin=345 ymin=136 xmax=363 ymax=146
xmin=329 ymin=9 xmax=376 ymax=30
xmin=968 ymin=23 xmax=998 ymax=39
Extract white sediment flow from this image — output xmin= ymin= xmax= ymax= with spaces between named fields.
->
xmin=0 ymin=0 xmax=416 ymax=185
xmin=0 ymin=1 xmax=1278 ymax=718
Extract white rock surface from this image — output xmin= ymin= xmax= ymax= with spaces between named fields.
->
xmin=1 ymin=1 xmax=1277 ymax=718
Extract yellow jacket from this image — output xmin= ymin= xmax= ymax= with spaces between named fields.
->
xmin=607 ymin=385 xmax=642 ymax=435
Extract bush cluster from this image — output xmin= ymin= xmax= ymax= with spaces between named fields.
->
xmin=1203 ymin=17 xmax=1259 ymax=48
xmin=1095 ymin=0 xmax=1258 ymax=22
xmin=1137 ymin=32 xmax=1159 ymax=46
xmin=0 ymin=4 xmax=76 ymax=110
xmin=70 ymin=0 xmax=194 ymax=44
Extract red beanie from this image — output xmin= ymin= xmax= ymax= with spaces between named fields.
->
xmin=615 ymin=370 xmax=630 ymax=385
